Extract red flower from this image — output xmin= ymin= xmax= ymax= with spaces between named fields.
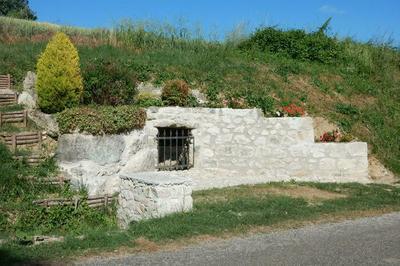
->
xmin=282 ymin=103 xmax=305 ymax=117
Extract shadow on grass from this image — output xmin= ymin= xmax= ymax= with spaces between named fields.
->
xmin=0 ymin=248 xmax=45 ymax=266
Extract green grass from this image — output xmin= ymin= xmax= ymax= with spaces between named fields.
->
xmin=1 ymin=182 xmax=399 ymax=264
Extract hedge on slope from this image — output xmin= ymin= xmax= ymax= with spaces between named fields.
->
xmin=36 ymin=32 xmax=83 ymax=113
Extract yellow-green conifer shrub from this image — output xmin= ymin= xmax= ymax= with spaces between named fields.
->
xmin=36 ymin=32 xmax=83 ymax=113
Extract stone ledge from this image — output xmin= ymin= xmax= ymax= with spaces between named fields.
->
xmin=120 ymin=172 xmax=192 ymax=186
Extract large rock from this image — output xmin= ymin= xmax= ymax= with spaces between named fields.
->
xmin=57 ymin=131 xmax=155 ymax=195
xmin=28 ymin=110 xmax=59 ymax=138
xmin=191 ymin=89 xmax=208 ymax=104
xmin=57 ymin=134 xmax=126 ymax=164
xmin=117 ymin=172 xmax=192 ymax=229
xmin=18 ymin=71 xmax=37 ymax=109
xmin=137 ymin=82 xmax=162 ymax=96
xmin=61 ymin=161 xmax=121 ymax=195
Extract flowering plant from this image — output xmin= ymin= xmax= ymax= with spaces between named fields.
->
xmin=281 ymin=103 xmax=305 ymax=117
xmin=319 ymin=129 xmax=341 ymax=142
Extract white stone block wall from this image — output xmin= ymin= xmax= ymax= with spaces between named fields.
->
xmin=146 ymin=107 xmax=369 ymax=184
xmin=56 ymin=107 xmax=370 ymax=195
xmin=117 ymin=172 xmax=192 ymax=229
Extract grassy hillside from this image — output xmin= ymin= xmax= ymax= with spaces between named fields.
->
xmin=0 ymin=16 xmax=399 ymax=176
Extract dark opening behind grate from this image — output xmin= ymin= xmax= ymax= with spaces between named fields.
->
xmin=156 ymin=127 xmax=194 ymax=171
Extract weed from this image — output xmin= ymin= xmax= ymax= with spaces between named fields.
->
xmin=335 ymin=103 xmax=360 ymax=116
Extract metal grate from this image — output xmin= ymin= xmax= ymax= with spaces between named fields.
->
xmin=156 ymin=127 xmax=194 ymax=171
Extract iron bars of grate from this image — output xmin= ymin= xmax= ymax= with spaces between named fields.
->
xmin=156 ymin=127 xmax=194 ymax=171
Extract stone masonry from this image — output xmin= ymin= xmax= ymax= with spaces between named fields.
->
xmin=117 ymin=172 xmax=192 ymax=228
xmin=57 ymin=107 xmax=369 ymax=195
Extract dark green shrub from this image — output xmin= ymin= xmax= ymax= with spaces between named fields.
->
xmin=83 ymin=58 xmax=138 ymax=106
xmin=161 ymin=79 xmax=190 ymax=106
xmin=239 ymin=26 xmax=343 ymax=63
xmin=57 ymin=105 xmax=147 ymax=135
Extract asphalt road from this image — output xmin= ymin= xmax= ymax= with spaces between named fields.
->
xmin=79 ymin=212 xmax=400 ymax=266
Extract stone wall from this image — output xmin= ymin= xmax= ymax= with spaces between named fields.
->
xmin=117 ymin=172 xmax=192 ymax=228
xmin=56 ymin=107 xmax=369 ymax=195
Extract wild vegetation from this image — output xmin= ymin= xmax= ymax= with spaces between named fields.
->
xmin=0 ymin=142 xmax=117 ymax=239
xmin=239 ymin=19 xmax=343 ymax=63
xmin=83 ymin=58 xmax=138 ymax=106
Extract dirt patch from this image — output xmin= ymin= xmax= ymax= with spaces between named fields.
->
xmin=369 ymin=155 xmax=397 ymax=184
xmin=133 ymin=237 xmax=160 ymax=252
xmin=313 ymin=117 xmax=338 ymax=140
xmin=350 ymin=94 xmax=376 ymax=108
xmin=318 ymin=73 xmax=344 ymax=85
xmin=286 ymin=75 xmax=337 ymax=112
xmin=258 ymin=186 xmax=346 ymax=201
xmin=195 ymin=185 xmax=346 ymax=204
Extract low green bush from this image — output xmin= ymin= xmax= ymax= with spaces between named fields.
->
xmin=57 ymin=105 xmax=147 ymax=135
xmin=245 ymin=94 xmax=275 ymax=114
xmin=135 ymin=92 xmax=164 ymax=107
xmin=83 ymin=58 xmax=138 ymax=106
xmin=161 ymin=79 xmax=190 ymax=106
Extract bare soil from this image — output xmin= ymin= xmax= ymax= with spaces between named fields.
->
xmin=195 ymin=184 xmax=346 ymax=204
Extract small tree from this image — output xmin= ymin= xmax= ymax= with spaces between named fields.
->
xmin=36 ymin=32 xmax=83 ymax=113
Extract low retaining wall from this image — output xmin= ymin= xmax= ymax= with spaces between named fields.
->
xmin=56 ymin=107 xmax=369 ymax=195
xmin=117 ymin=172 xmax=192 ymax=229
